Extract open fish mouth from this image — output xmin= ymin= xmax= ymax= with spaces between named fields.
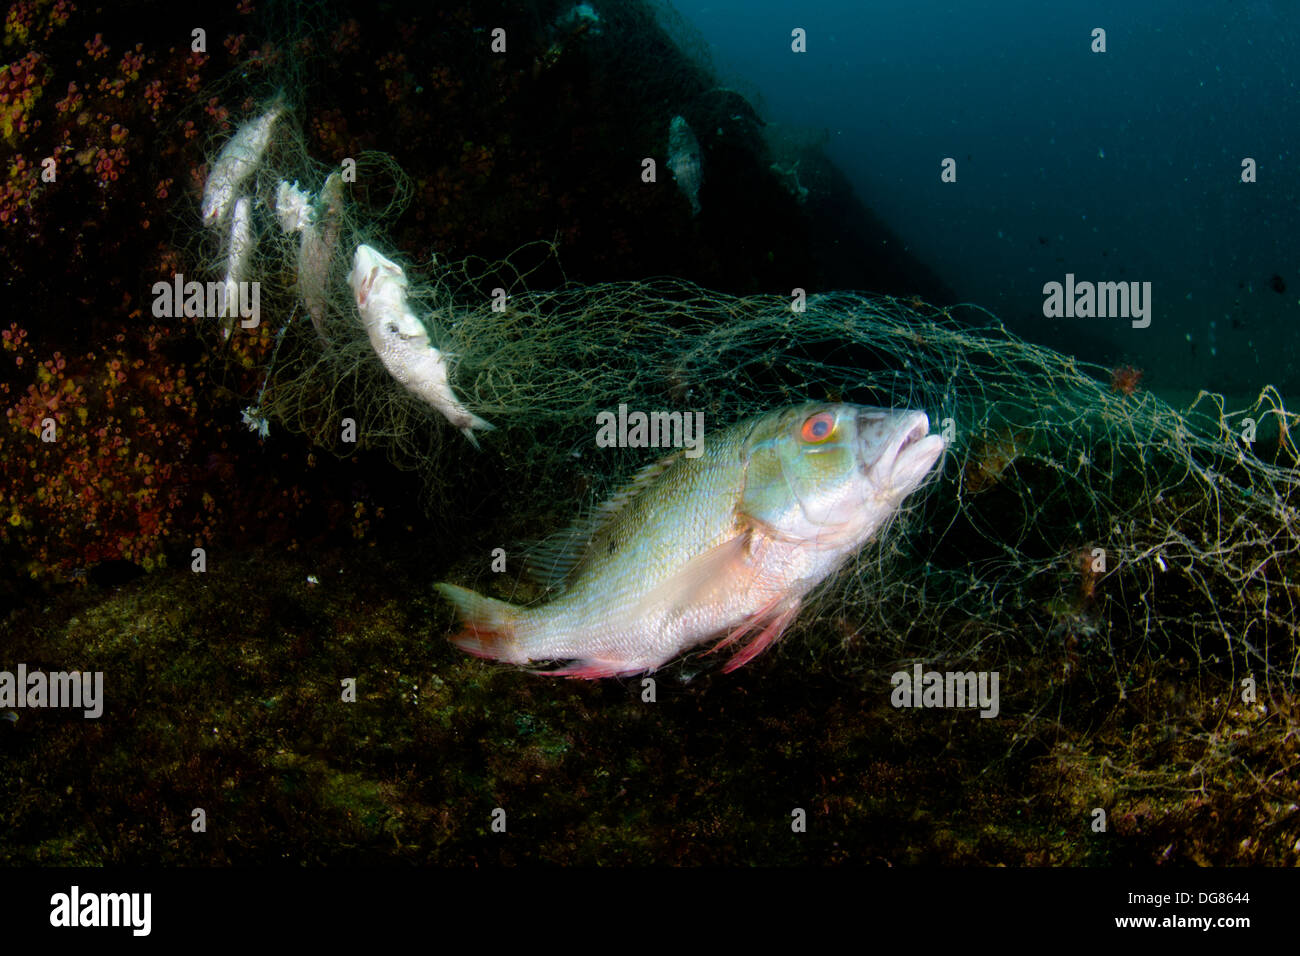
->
xmin=864 ymin=410 xmax=947 ymax=494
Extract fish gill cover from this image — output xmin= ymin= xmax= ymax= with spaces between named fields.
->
xmin=0 ymin=0 xmax=1296 ymax=866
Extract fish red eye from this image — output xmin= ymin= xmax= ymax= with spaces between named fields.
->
xmin=800 ymin=411 xmax=835 ymax=443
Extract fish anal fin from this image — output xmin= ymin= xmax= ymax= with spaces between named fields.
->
xmin=541 ymin=658 xmax=642 ymax=679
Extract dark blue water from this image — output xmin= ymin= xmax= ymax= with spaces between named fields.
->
xmin=668 ymin=0 xmax=1299 ymax=401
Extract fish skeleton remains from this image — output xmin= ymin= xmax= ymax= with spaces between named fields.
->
xmin=348 ymin=244 xmax=494 ymax=445
xmin=200 ymin=95 xmax=283 ymax=228
xmin=437 ymin=403 xmax=947 ymax=677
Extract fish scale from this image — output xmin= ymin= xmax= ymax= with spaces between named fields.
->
xmin=538 ymin=426 xmax=756 ymax=669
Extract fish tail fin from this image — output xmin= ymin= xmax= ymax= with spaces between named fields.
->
xmin=436 ymin=583 xmax=526 ymax=663
xmin=460 ymin=414 xmax=495 ymax=448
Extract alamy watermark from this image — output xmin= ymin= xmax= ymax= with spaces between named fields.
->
xmin=890 ymin=664 xmax=999 ymax=718
xmin=1042 ymin=273 xmax=1151 ymax=328
xmin=49 ymin=886 xmax=150 ymax=936
xmin=0 ymin=665 xmax=104 ymax=718
xmin=595 ymin=403 xmax=704 ymax=458
xmin=151 ymin=273 xmax=260 ymax=330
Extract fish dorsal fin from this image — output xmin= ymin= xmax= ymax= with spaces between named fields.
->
xmin=523 ymin=452 xmax=683 ymax=594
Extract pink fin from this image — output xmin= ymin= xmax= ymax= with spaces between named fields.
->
xmin=542 ymin=659 xmax=641 ymax=680
xmin=709 ymin=595 xmax=781 ymax=653
xmin=450 ymin=629 xmax=511 ymax=661
xmin=714 ymin=600 xmax=801 ymax=674
xmin=436 ymin=582 xmax=524 ymax=664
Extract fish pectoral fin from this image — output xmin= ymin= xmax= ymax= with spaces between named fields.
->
xmin=713 ymin=598 xmax=801 ymax=674
xmin=632 ymin=531 xmax=753 ymax=621
xmin=436 ymin=583 xmax=525 ymax=663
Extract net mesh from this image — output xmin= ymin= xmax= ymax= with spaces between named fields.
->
xmin=203 ymin=98 xmax=1299 ymax=817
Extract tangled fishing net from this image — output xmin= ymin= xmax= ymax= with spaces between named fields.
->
xmin=201 ymin=94 xmax=1298 ymax=842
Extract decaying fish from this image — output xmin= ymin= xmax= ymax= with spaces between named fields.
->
xmin=667 ymin=114 xmax=702 ymax=216
xmin=276 ymin=174 xmax=342 ymax=338
xmin=437 ymin=402 xmax=947 ymax=677
xmin=274 ymin=179 xmax=313 ymax=234
xmin=299 ymin=172 xmax=343 ymax=337
xmin=200 ymin=94 xmax=283 ymax=228
xmin=220 ymin=195 xmax=254 ymax=340
xmin=348 ymin=244 xmax=494 ymax=445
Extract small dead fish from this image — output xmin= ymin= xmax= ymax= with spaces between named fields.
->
xmin=438 ymin=403 xmax=946 ymax=677
xmin=277 ymin=175 xmax=340 ymax=338
xmin=220 ymin=195 xmax=254 ymax=340
xmin=201 ymin=95 xmax=283 ymax=228
xmin=298 ymin=172 xmax=343 ymax=338
xmin=667 ymin=115 xmax=702 ymax=216
xmin=348 ymin=244 xmax=493 ymax=445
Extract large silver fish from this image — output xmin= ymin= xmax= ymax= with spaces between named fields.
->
xmin=437 ymin=403 xmax=946 ymax=677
